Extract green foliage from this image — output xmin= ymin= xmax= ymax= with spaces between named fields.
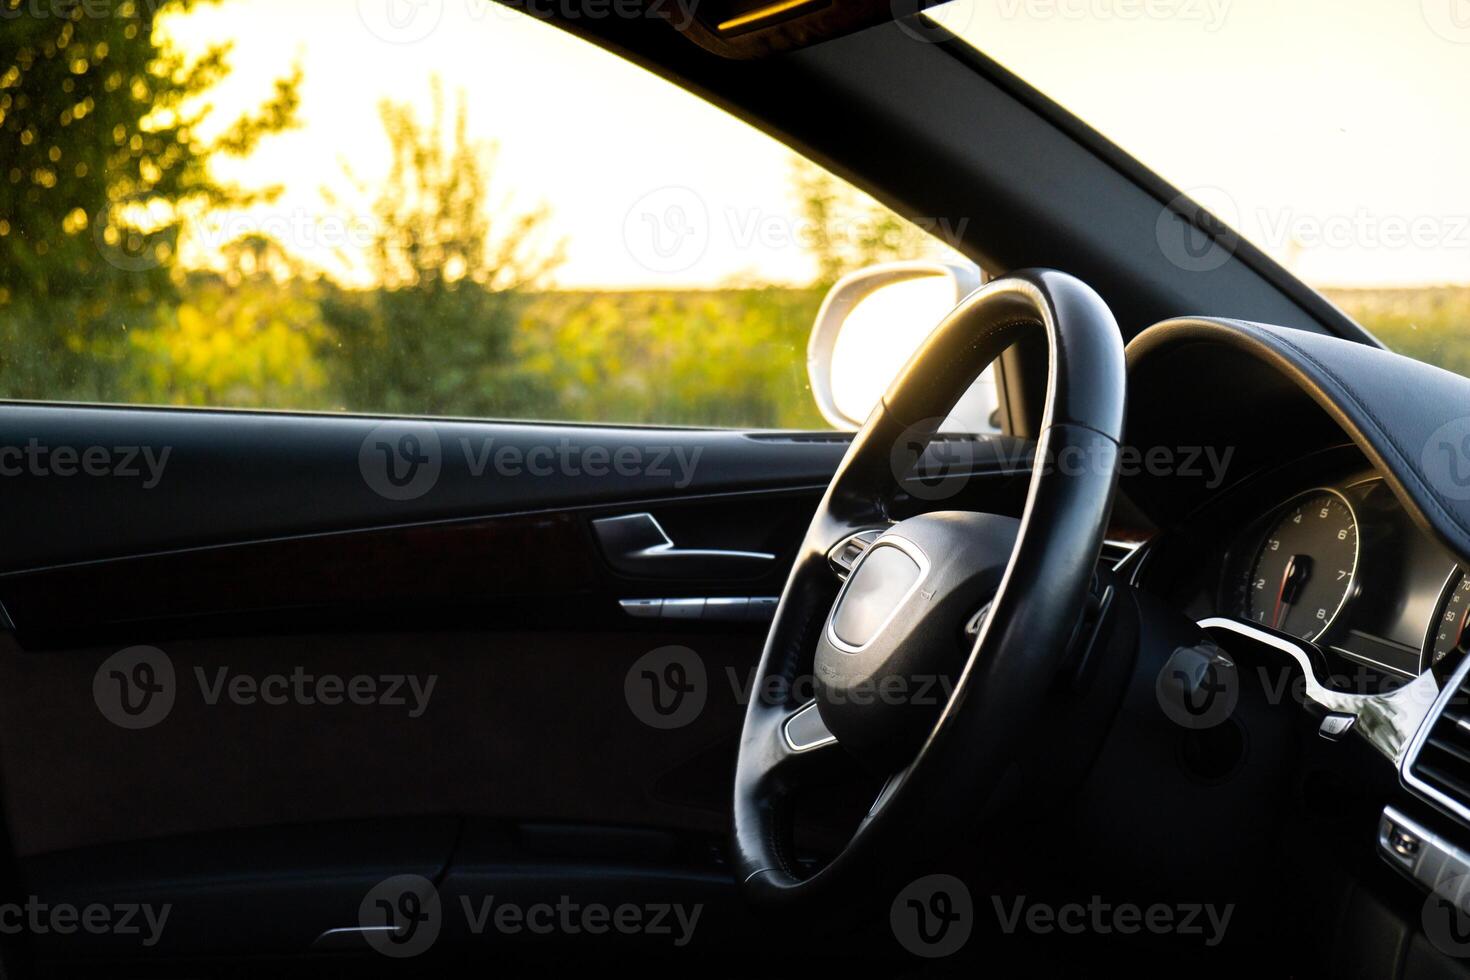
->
xmin=789 ymin=156 xmax=944 ymax=288
xmin=320 ymin=80 xmax=562 ymax=417
xmin=513 ymin=287 xmax=827 ymax=428
xmin=0 ymin=0 xmax=301 ymax=397
xmin=7 ymin=14 xmax=1464 ymax=431
xmin=126 ymin=268 xmax=333 ymax=410
xmin=1322 ymin=287 xmax=1470 ymax=379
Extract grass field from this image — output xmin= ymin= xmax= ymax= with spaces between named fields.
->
xmin=1321 ymin=286 xmax=1470 ymax=377
xmin=2 ymin=281 xmax=1465 ymax=426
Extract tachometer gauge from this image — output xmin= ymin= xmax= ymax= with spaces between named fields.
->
xmin=1428 ymin=568 xmax=1470 ymax=675
xmin=1244 ymin=489 xmax=1359 ymax=642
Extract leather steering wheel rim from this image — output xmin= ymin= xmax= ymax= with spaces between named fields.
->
xmin=731 ymin=268 xmax=1127 ymax=915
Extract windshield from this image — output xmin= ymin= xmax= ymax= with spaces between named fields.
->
xmin=931 ymin=0 xmax=1470 ymax=376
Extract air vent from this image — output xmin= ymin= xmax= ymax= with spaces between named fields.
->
xmin=744 ymin=432 xmax=854 ymax=445
xmin=1404 ymin=660 xmax=1470 ymax=823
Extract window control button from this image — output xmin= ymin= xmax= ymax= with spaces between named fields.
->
xmin=704 ymin=597 xmax=748 ymax=621
xmin=619 ymin=598 xmax=663 ymax=618
xmin=662 ymin=598 xmax=705 ymax=620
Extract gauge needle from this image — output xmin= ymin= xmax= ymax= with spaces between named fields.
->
xmin=1271 ymin=553 xmax=1313 ymax=629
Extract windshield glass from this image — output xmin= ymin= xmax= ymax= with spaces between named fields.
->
xmin=930 ymin=0 xmax=1470 ymax=376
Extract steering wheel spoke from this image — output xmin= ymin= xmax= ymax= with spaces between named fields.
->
xmin=742 ymin=700 xmax=840 ymax=792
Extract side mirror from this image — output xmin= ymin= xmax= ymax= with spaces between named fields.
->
xmin=806 ymin=261 xmax=998 ymax=432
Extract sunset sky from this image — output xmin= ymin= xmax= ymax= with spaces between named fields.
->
xmin=163 ymin=0 xmax=1470 ymax=289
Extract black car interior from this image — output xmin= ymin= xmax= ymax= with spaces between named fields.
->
xmin=3 ymin=2 xmax=1470 ymax=977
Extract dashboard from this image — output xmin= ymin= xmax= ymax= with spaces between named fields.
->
xmin=1145 ymin=448 xmax=1468 ymax=683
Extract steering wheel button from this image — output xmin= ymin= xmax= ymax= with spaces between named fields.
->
xmin=1318 ymin=712 xmax=1356 ymax=741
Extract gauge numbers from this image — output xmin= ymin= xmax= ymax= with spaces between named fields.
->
xmin=1245 ymin=489 xmax=1359 ymax=642
xmin=1429 ymin=568 xmax=1470 ymax=674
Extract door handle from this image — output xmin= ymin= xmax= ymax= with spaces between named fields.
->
xmin=590 ymin=513 xmax=775 ymax=579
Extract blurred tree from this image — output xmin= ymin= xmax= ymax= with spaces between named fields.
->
xmin=512 ymin=287 xmax=827 ymax=428
xmin=0 ymin=0 xmax=300 ymax=398
xmin=322 ymin=78 xmax=563 ymax=416
xmin=789 ymin=157 xmax=945 ymax=288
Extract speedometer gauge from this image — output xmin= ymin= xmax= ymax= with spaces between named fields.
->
xmin=1244 ymin=489 xmax=1359 ymax=641
xmin=1428 ymin=568 xmax=1470 ymax=675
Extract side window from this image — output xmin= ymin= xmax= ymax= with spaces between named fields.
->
xmin=0 ymin=0 xmax=964 ymax=428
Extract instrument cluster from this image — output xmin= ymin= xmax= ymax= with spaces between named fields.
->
xmin=1144 ymin=451 xmax=1467 ymax=681
xmin=1217 ymin=476 xmax=1463 ymax=678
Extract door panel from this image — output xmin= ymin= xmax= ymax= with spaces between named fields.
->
xmin=0 ymin=404 xmax=1034 ymax=970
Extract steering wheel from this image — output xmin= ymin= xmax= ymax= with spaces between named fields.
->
xmin=732 ymin=269 xmax=1126 ymax=913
